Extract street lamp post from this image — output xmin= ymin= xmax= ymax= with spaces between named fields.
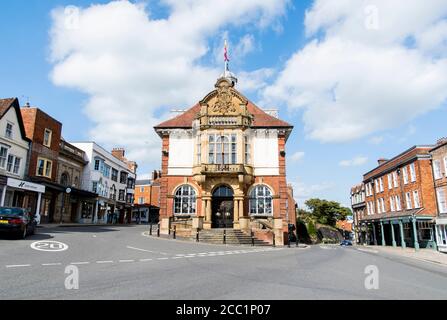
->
xmin=60 ymin=187 xmax=72 ymax=224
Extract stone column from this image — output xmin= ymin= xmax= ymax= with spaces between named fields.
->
xmin=239 ymin=198 xmax=244 ymax=218
xmin=234 ymin=199 xmax=239 ymax=222
xmin=399 ymin=220 xmax=406 ymax=248
xmin=391 ymin=221 xmax=397 ymax=247
xmin=203 ymin=197 xmax=212 ymax=230
xmin=201 ymin=199 xmax=206 ymax=218
xmin=412 ymin=217 xmax=420 ymax=251
xmin=380 ymin=222 xmax=385 ymax=246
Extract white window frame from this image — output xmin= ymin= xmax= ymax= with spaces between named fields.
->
xmin=413 ymin=190 xmax=420 ymax=208
xmin=393 ymin=171 xmax=399 ymax=188
xmin=377 ymin=200 xmax=381 ymax=214
xmin=173 ymin=185 xmax=197 ymax=216
xmin=406 ymin=192 xmax=412 ymax=210
xmin=5 ymin=122 xmax=13 ymax=139
xmin=434 ymin=160 xmax=442 ymax=180
xmin=410 ymin=163 xmax=416 ymax=182
xmin=387 ymin=174 xmax=392 ymax=190
xmin=390 ymin=197 xmax=395 ymax=212
xmin=395 ymin=195 xmax=402 ymax=211
xmin=249 ymin=185 xmax=274 ymax=216
xmin=379 ymin=178 xmax=384 ymax=192
xmin=403 ymin=166 xmax=409 ymax=185
xmin=437 ymin=188 xmax=447 ymax=214
xmin=43 ymin=128 xmax=52 ymax=148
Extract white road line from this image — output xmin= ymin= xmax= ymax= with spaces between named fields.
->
xmin=139 ymin=259 xmax=153 ymax=262
xmin=357 ymin=248 xmax=379 ymax=254
xmin=96 ymin=261 xmax=114 ymax=264
xmin=127 ymin=246 xmax=169 ymax=255
xmin=119 ymin=260 xmax=135 ymax=263
xmin=157 ymin=258 xmax=169 ymax=261
xmin=42 ymin=263 xmax=62 ymax=266
xmin=70 ymin=262 xmax=90 ymax=265
xmin=171 ymin=257 xmax=184 ymax=259
xmin=6 ymin=264 xmax=31 ymax=268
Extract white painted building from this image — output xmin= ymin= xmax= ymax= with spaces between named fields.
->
xmin=71 ymin=142 xmax=136 ymax=224
xmin=0 ymin=98 xmax=45 ymax=222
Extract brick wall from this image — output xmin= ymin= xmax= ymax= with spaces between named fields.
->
xmin=21 ymin=108 xmax=62 ymax=181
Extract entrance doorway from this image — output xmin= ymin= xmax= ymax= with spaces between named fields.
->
xmin=212 ymin=186 xmax=234 ymax=229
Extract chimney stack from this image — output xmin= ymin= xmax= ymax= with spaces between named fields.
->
xmin=112 ymin=148 xmax=125 ymax=161
xmin=378 ymin=158 xmax=388 ymax=165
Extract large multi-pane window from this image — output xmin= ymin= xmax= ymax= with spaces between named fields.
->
xmin=208 ymin=134 xmax=237 ymax=164
xmin=174 ymin=185 xmax=196 ymax=215
xmin=249 ymin=185 xmax=273 ymax=216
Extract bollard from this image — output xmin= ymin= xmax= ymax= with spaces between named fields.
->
xmin=272 ymin=232 xmax=276 ymax=247
xmin=157 ymin=224 xmax=160 ymax=237
xmin=296 ymin=229 xmax=299 ymax=247
xmin=288 ymin=232 xmax=291 ymax=248
xmin=251 ymin=231 xmax=255 ymax=247
xmin=223 ymin=229 xmax=226 ymax=245
xmin=196 ymin=229 xmax=199 ymax=242
xmin=149 ymin=222 xmax=153 ymax=236
xmin=173 ymin=226 xmax=177 ymax=239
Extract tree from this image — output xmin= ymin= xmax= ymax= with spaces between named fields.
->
xmin=304 ymin=198 xmax=352 ymax=227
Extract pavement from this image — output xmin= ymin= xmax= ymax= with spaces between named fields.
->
xmin=1 ymin=225 xmax=447 ymax=300
xmin=357 ymin=245 xmax=447 ymax=266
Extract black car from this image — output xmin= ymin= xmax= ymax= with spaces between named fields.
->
xmin=0 ymin=207 xmax=37 ymax=239
xmin=340 ymin=240 xmax=353 ymax=246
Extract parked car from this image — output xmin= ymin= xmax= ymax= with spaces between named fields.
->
xmin=0 ymin=207 xmax=37 ymax=239
xmin=340 ymin=239 xmax=353 ymax=246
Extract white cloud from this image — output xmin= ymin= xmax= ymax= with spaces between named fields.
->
xmin=263 ymin=0 xmax=447 ymax=143
xmin=49 ymin=0 xmax=288 ymax=170
xmin=291 ymin=180 xmax=336 ymax=205
xmin=339 ymin=156 xmax=368 ymax=167
xmin=288 ymin=151 xmax=305 ymax=162
xmin=368 ymin=136 xmax=384 ymax=145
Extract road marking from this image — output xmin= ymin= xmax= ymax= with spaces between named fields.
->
xmin=357 ymin=248 xmax=379 ymax=254
xmin=96 ymin=261 xmax=114 ymax=264
xmin=127 ymin=246 xmax=168 ymax=255
xmin=171 ymin=256 xmax=184 ymax=259
xmin=119 ymin=260 xmax=135 ymax=263
xmin=70 ymin=262 xmax=90 ymax=265
xmin=6 ymin=264 xmax=31 ymax=268
xmin=139 ymin=259 xmax=153 ymax=262
xmin=31 ymin=241 xmax=69 ymax=252
xmin=42 ymin=263 xmax=62 ymax=266
xmin=157 ymin=258 xmax=169 ymax=261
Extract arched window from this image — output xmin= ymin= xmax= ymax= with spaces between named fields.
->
xmin=60 ymin=172 xmax=70 ymax=186
xmin=249 ymin=185 xmax=273 ymax=216
xmin=174 ymin=185 xmax=196 ymax=215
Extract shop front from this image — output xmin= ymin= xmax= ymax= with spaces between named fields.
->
xmin=0 ymin=177 xmax=46 ymax=223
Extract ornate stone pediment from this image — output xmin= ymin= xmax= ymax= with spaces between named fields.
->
xmin=198 ymin=78 xmax=252 ymax=128
xmin=200 ymin=78 xmax=248 ymax=116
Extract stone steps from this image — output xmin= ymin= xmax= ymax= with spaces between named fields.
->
xmin=193 ymin=229 xmax=272 ymax=246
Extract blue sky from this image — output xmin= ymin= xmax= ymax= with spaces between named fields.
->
xmin=1 ymin=0 xmax=447 ymax=208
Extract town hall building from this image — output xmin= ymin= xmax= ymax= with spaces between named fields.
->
xmin=154 ymin=63 xmax=296 ymax=244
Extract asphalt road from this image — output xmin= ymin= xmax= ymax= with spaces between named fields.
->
xmin=1 ymin=225 xmax=447 ymax=300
